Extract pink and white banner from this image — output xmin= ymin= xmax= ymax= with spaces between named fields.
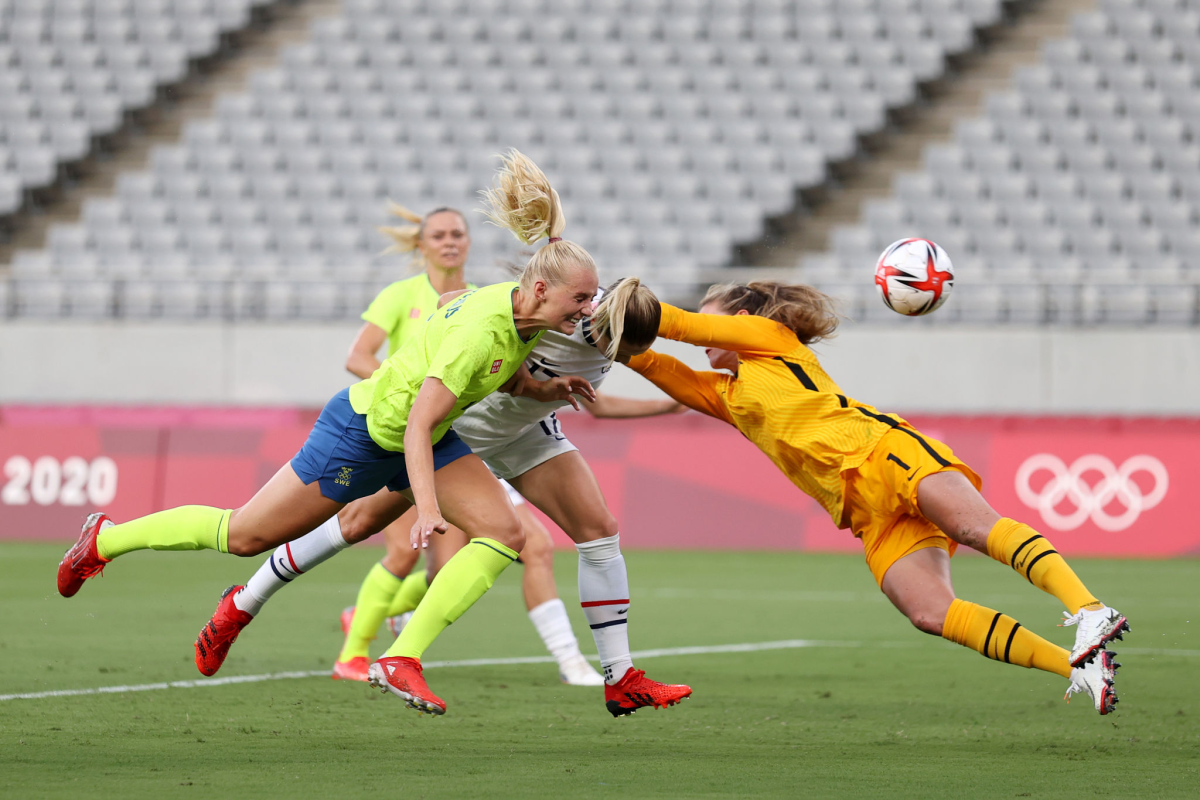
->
xmin=2 ymin=406 xmax=1197 ymax=557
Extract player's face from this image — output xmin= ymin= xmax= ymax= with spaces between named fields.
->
xmin=540 ymin=265 xmax=599 ymax=334
xmin=699 ymin=301 xmax=743 ymax=373
xmin=420 ymin=211 xmax=470 ymax=270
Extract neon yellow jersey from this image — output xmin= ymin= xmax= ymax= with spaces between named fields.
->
xmin=361 ymin=273 xmax=477 ymax=357
xmin=348 ymin=282 xmax=543 ymax=452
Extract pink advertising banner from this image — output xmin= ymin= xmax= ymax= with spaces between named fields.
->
xmin=2 ymin=406 xmax=1197 ymax=557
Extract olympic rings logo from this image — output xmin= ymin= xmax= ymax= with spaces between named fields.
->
xmin=1014 ymin=454 xmax=1169 ymax=532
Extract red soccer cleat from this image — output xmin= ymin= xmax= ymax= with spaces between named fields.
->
xmin=57 ymin=512 xmax=112 ymax=598
xmin=340 ymin=606 xmax=355 ymax=635
xmin=367 ymin=656 xmax=446 ymax=715
xmin=604 ymin=668 xmax=692 ymax=717
xmin=331 ymin=656 xmax=370 ymax=682
xmin=194 ymin=585 xmax=254 ymax=677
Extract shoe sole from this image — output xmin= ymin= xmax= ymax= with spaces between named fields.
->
xmin=1070 ymin=616 xmax=1130 ymax=668
xmin=606 ymin=691 xmax=692 ymax=718
xmin=367 ymin=664 xmax=445 ymax=716
xmin=1099 ymin=651 xmax=1121 ymax=715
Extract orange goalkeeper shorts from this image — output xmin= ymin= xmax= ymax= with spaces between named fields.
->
xmin=841 ymin=425 xmax=983 ymax=587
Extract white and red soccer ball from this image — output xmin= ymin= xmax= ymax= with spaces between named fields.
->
xmin=874 ymin=238 xmax=955 ymax=316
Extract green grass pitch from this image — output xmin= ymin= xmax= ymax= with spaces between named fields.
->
xmin=1 ymin=542 xmax=1197 ymax=799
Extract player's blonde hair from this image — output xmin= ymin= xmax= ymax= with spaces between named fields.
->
xmin=701 ymin=282 xmax=840 ymax=345
xmin=591 ymin=277 xmax=661 ymax=359
xmin=480 ymin=149 xmax=597 ymax=290
xmin=378 ymin=202 xmax=467 ymax=269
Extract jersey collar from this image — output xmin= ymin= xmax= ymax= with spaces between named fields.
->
xmin=580 ymin=317 xmax=599 ymax=349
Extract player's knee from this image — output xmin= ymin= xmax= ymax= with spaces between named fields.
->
xmin=520 ymin=528 xmax=553 ymax=568
xmin=337 ymin=504 xmax=388 ymax=544
xmin=908 ymin=609 xmax=946 ymax=637
xmin=573 ymin=513 xmax=619 ymax=543
xmin=381 ymin=549 xmax=416 ymax=576
xmin=226 ymin=535 xmax=269 ymax=558
xmin=490 ymin=513 xmax=525 ymax=554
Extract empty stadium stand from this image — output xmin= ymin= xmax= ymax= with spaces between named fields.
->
xmin=802 ymin=0 xmax=1200 ymax=325
xmin=5 ymin=0 xmax=1010 ymax=320
xmin=0 ymin=0 xmax=281 ymax=216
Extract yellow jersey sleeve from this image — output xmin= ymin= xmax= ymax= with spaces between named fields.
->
xmin=627 ymin=350 xmax=733 ymax=424
xmin=656 ymin=303 xmax=799 ymax=358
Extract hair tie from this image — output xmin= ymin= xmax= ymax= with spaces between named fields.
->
xmin=548 ymin=237 xmax=562 ymax=243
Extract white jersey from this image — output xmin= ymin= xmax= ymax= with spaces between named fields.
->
xmin=452 ymin=317 xmax=611 ymax=449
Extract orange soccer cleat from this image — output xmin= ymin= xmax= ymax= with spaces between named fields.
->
xmin=194 ymin=585 xmax=254 ymax=677
xmin=604 ymin=668 xmax=692 ymax=717
xmin=367 ymin=656 xmax=446 ymax=715
xmin=340 ymin=606 xmax=355 ymax=635
xmin=57 ymin=512 xmax=112 ymax=598
xmin=331 ymin=656 xmax=370 ymax=682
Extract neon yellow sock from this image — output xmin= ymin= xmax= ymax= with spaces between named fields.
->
xmin=385 ymin=539 xmax=518 ymax=660
xmin=97 ymin=506 xmax=230 ymax=560
xmin=386 ymin=569 xmax=429 ymax=617
xmin=338 ymin=562 xmax=403 ymax=662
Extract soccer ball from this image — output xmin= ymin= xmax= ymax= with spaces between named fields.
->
xmin=874 ymin=238 xmax=955 ymax=316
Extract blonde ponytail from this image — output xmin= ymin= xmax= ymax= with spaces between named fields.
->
xmin=591 ymin=277 xmax=661 ymax=358
xmin=377 ymin=202 xmax=466 ymax=270
xmin=701 ymin=281 xmax=840 ymax=344
xmin=480 ymin=149 xmax=595 ymax=290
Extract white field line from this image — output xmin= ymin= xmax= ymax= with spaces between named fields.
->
xmin=0 ymin=638 xmax=891 ymax=702
xmin=3 ymin=639 xmax=1196 ymax=703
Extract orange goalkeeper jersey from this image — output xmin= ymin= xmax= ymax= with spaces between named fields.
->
xmin=627 ymin=304 xmax=920 ymax=528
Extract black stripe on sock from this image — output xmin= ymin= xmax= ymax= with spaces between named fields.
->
xmin=268 ymin=558 xmax=292 ymax=583
xmin=854 ymin=408 xmax=951 ymax=467
xmin=1023 ymin=549 xmax=1058 ymax=581
xmin=589 ymin=619 xmax=629 ymax=630
xmin=774 ymin=356 xmax=819 ymax=390
xmin=471 ymin=540 xmax=517 ymax=561
xmin=1003 ymin=623 xmax=1021 ymax=664
xmin=837 ymin=394 xmax=848 ymax=408
xmin=982 ymin=613 xmax=1001 ymax=660
xmin=1009 ymin=534 xmax=1044 ymax=569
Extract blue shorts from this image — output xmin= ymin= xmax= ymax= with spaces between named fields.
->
xmin=291 ymin=388 xmax=473 ymax=504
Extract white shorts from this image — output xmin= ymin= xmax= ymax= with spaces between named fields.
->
xmin=457 ymin=412 xmax=579 ymax=482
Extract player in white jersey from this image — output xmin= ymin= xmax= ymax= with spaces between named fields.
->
xmin=197 ymin=278 xmax=695 ymax=717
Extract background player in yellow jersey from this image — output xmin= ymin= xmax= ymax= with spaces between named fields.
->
xmin=626 ymin=282 xmax=1130 ymax=715
xmin=57 ymin=150 xmax=599 ymax=716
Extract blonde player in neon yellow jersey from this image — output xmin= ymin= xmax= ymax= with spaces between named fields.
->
xmin=333 ymin=203 xmax=669 ymax=686
xmin=58 ymin=151 xmax=601 ymax=716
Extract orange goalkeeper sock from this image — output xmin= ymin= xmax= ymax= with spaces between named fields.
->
xmin=985 ymin=518 xmax=1101 ymax=614
xmin=942 ymin=599 xmax=1071 ymax=678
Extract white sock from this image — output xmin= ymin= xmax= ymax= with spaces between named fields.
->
xmin=528 ymin=598 xmax=584 ymax=666
xmin=576 ymin=534 xmax=633 ymax=684
xmin=233 ymin=515 xmax=350 ymax=616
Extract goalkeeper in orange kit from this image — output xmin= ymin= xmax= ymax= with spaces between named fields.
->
xmin=627 ymin=282 xmax=1128 ymax=715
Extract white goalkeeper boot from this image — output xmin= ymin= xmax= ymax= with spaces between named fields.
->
xmin=1062 ymin=605 xmax=1129 ymax=667
xmin=1065 ymin=650 xmax=1119 ymax=715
